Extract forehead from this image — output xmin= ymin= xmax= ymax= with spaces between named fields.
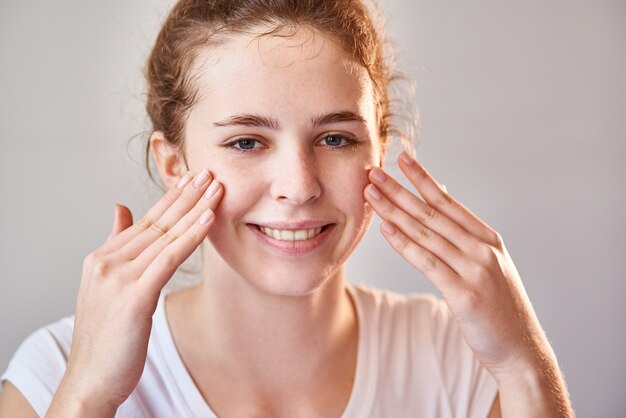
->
xmin=189 ymin=26 xmax=377 ymax=130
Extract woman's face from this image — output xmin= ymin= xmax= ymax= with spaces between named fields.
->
xmin=182 ymin=26 xmax=382 ymax=296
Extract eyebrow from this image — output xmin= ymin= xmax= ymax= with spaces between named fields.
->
xmin=212 ymin=110 xmax=367 ymax=130
xmin=213 ymin=114 xmax=279 ymax=130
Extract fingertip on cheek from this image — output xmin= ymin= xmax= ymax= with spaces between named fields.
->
xmin=369 ymin=167 xmax=387 ymax=184
xmin=365 ymin=184 xmax=382 ymax=200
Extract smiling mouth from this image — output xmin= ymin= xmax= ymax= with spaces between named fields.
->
xmin=251 ymin=224 xmax=331 ymax=241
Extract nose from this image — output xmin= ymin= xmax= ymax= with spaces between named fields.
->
xmin=270 ymin=151 xmax=322 ymax=205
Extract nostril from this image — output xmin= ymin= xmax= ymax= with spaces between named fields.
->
xmin=270 ymin=166 xmax=322 ymax=204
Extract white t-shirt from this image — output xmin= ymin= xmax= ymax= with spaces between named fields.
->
xmin=1 ymin=283 xmax=497 ymax=417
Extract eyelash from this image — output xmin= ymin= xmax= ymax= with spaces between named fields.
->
xmin=226 ymin=138 xmax=261 ymax=153
xmin=224 ymin=134 xmax=359 ymax=153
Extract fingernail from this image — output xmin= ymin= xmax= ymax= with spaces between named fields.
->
xmin=198 ymin=209 xmax=214 ymax=225
xmin=400 ymin=152 xmax=414 ymax=166
xmin=193 ymin=169 xmax=209 ymax=188
xmin=370 ymin=167 xmax=387 ymax=184
xmin=177 ymin=173 xmax=192 ymax=189
xmin=366 ymin=184 xmax=382 ymax=200
xmin=203 ymin=179 xmax=220 ymax=199
xmin=382 ymin=222 xmax=397 ymax=235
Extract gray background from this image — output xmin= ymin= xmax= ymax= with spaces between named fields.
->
xmin=1 ymin=0 xmax=624 ymax=416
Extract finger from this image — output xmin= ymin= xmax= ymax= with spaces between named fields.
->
xmin=106 ymin=204 xmax=133 ymax=241
xmin=99 ymin=172 xmax=194 ymax=255
xmin=130 ymin=179 xmax=222 ymax=277
xmin=133 ymin=191 xmax=221 ymax=296
xmin=367 ymin=167 xmax=481 ymax=255
xmin=364 ymin=183 xmax=473 ymax=277
xmin=116 ymin=170 xmax=218 ymax=260
xmin=398 ymin=152 xmax=500 ymax=246
xmin=378 ymin=220 xmax=460 ymax=295
xmin=137 ymin=208 xmax=216 ymax=297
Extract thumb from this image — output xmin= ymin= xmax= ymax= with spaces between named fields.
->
xmin=107 ymin=204 xmax=133 ymax=240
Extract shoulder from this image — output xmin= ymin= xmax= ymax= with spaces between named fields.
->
xmin=0 ymin=298 xmax=172 ymax=418
xmin=0 ymin=315 xmax=74 ymax=417
xmin=346 ymin=283 xmax=497 ymax=418
xmin=3 ymin=315 xmax=74 ymax=372
xmin=347 ymin=282 xmax=451 ymax=386
xmin=346 ymin=282 xmax=445 ymax=333
xmin=347 ymin=282 xmax=486 ymax=371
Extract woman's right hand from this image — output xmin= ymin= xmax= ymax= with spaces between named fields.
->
xmin=46 ymin=169 xmax=223 ymax=417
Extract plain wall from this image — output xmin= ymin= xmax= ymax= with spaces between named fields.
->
xmin=1 ymin=0 xmax=624 ymax=416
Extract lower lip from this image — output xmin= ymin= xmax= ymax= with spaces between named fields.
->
xmin=247 ymin=224 xmax=335 ymax=256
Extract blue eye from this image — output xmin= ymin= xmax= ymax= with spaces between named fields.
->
xmin=321 ymin=134 xmax=357 ymax=148
xmin=228 ymin=138 xmax=259 ymax=152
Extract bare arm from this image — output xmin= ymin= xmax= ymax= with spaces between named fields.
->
xmin=0 ymin=381 xmax=38 ymax=418
xmin=487 ymin=365 xmax=573 ymax=417
xmin=364 ymin=152 xmax=574 ymax=417
xmin=35 ymin=170 xmax=222 ymax=416
xmin=0 ymin=380 xmax=114 ymax=418
xmin=496 ymin=361 xmax=573 ymax=417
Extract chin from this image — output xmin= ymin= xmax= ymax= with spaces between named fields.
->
xmin=245 ymin=262 xmax=342 ymax=298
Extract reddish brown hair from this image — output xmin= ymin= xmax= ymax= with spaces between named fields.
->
xmin=144 ymin=0 xmax=414 ymax=180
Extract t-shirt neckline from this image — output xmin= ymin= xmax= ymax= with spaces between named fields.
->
xmin=153 ymin=283 xmax=375 ymax=417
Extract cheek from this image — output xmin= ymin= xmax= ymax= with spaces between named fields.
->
xmin=323 ymin=156 xmax=373 ymax=221
xmin=211 ymin=160 xmax=261 ymax=220
xmin=204 ymin=161 xmax=261 ymax=254
xmin=185 ymin=151 xmax=262 ymax=228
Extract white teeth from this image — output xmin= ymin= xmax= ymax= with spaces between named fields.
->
xmin=260 ymin=226 xmax=324 ymax=241
xmin=294 ymin=230 xmax=307 ymax=240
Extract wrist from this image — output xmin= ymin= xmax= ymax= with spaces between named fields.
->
xmin=494 ymin=356 xmax=574 ymax=418
xmin=46 ymin=375 xmax=119 ymax=418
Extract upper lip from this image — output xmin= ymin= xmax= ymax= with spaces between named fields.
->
xmin=249 ymin=221 xmax=333 ymax=230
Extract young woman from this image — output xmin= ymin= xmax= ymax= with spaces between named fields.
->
xmin=0 ymin=1 xmax=573 ymax=417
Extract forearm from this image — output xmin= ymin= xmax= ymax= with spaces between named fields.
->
xmin=45 ymin=377 xmax=118 ymax=418
xmin=496 ymin=351 xmax=574 ymax=418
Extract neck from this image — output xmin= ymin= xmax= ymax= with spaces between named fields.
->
xmin=185 ymin=248 xmax=358 ymax=394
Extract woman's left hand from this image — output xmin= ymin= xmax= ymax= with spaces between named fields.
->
xmin=363 ymin=151 xmax=553 ymax=383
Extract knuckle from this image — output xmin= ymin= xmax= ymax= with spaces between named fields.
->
xmin=492 ymin=230 xmax=504 ymax=249
xmin=422 ymin=254 xmax=439 ymax=272
xmin=136 ymin=216 xmax=153 ymax=231
xmin=92 ymin=258 xmax=113 ymax=278
xmin=412 ymin=224 xmax=433 ymax=242
xmin=158 ymin=231 xmax=178 ymax=246
xmin=477 ymin=243 xmax=499 ymax=266
xmin=83 ymin=251 xmax=98 ymax=269
xmin=149 ymin=222 xmax=168 ymax=236
xmin=419 ymin=204 xmax=438 ymax=224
